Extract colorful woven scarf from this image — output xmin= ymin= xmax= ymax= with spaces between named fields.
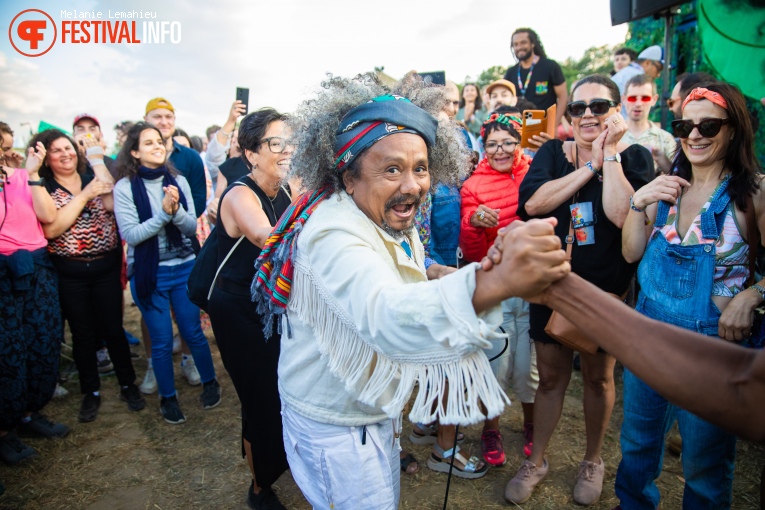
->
xmin=251 ymin=186 xmax=332 ymax=337
xmin=252 ymin=96 xmax=438 ymax=338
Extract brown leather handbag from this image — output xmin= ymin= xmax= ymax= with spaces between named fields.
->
xmin=544 ymin=218 xmax=622 ymax=353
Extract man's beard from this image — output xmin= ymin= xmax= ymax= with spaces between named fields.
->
xmin=516 ymin=49 xmax=531 ymax=62
xmin=381 ymin=193 xmax=421 ymax=241
xmin=381 ymin=221 xmax=415 ymax=241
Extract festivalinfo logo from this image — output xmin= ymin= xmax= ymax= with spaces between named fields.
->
xmin=8 ymin=8 xmax=182 ymax=57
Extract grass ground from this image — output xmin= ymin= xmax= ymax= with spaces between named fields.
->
xmin=0 ymin=297 xmax=762 ymax=509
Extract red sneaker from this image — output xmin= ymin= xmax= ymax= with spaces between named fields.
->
xmin=481 ymin=429 xmax=506 ymax=466
xmin=523 ymin=423 xmax=534 ymax=457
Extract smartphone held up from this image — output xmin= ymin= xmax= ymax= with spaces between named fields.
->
xmin=236 ymin=87 xmax=249 ymax=116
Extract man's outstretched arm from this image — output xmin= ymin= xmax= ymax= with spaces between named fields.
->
xmin=538 ymin=273 xmax=765 ymax=442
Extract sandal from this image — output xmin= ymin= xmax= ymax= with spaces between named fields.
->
xmin=409 ymin=422 xmax=465 ymax=445
xmin=427 ymin=443 xmax=489 ymax=479
xmin=400 ymin=451 xmax=419 ymax=475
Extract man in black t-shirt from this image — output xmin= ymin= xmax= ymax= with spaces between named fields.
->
xmin=504 ymin=28 xmax=567 ymax=128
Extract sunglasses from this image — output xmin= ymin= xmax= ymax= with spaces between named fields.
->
xmin=626 ymin=95 xmax=652 ymax=103
xmin=566 ymin=99 xmax=618 ymax=118
xmin=671 ymin=118 xmax=729 ymax=138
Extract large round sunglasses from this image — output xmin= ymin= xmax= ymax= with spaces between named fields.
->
xmin=566 ymin=99 xmax=618 ymax=118
xmin=671 ymin=118 xmax=729 ymax=139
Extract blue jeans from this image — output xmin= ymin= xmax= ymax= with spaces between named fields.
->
xmin=616 ymin=368 xmax=736 ymax=510
xmin=430 ymin=183 xmax=461 ymax=266
xmin=130 ymin=260 xmax=216 ymax=398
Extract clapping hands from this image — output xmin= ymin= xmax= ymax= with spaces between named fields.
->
xmin=162 ymin=185 xmax=180 ymax=215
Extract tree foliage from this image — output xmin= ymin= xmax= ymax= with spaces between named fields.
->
xmin=559 ymin=44 xmax=617 ymax=89
xmin=471 ymin=65 xmax=507 ymax=90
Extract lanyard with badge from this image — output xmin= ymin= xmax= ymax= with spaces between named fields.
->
xmin=517 ymin=58 xmax=536 ymax=97
xmin=569 ymin=145 xmax=597 ymax=246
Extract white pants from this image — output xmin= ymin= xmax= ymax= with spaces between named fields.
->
xmin=486 ymin=297 xmax=539 ymax=403
xmin=282 ymin=403 xmax=400 ymax=510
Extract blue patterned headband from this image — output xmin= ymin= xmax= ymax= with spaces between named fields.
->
xmin=333 ymin=95 xmax=438 ymax=172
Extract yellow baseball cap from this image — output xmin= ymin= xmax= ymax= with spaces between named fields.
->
xmin=145 ymin=97 xmax=175 ymax=115
xmin=486 ymin=79 xmax=517 ymax=97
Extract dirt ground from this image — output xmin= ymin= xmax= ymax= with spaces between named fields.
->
xmin=1 ymin=293 xmax=763 ymax=510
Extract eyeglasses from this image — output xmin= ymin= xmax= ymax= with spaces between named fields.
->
xmin=671 ymin=118 xmax=729 ymax=138
xmin=259 ymin=137 xmax=292 ymax=154
xmin=566 ymin=99 xmax=618 ymax=118
xmin=626 ymin=95 xmax=652 ymax=103
xmin=484 ymin=141 xmax=519 ymax=153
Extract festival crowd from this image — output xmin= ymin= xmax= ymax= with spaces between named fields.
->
xmin=2 ymin=27 xmax=764 ymax=510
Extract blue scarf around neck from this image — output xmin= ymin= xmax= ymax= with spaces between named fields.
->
xmin=131 ymin=165 xmax=188 ymax=308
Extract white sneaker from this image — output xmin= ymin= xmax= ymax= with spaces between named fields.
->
xmin=96 ymin=348 xmax=114 ymax=374
xmin=52 ymin=383 xmax=69 ymax=399
xmin=172 ymin=335 xmax=182 ymax=354
xmin=139 ymin=368 xmax=157 ymax=394
xmin=181 ymin=358 xmax=201 ymax=386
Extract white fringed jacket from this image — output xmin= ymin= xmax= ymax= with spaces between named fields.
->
xmin=278 ymin=191 xmax=509 ymax=427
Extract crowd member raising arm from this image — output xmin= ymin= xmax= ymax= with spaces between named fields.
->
xmin=28 ymin=129 xmax=144 ymax=424
xmin=207 ymin=109 xmax=293 ymax=509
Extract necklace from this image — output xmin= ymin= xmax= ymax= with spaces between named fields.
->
xmin=248 ymin=174 xmax=278 ymax=222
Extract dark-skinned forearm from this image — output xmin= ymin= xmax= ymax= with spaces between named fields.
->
xmin=544 ymin=273 xmax=765 ymax=441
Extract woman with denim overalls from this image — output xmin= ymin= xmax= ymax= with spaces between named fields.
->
xmin=619 ymin=82 xmax=764 ymax=509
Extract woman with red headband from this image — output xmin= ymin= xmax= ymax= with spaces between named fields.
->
xmin=460 ymin=112 xmax=536 ymax=469
xmin=618 ymin=82 xmax=763 ymax=509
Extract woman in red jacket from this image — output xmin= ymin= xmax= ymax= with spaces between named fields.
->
xmin=460 ymin=112 xmax=538 ymax=466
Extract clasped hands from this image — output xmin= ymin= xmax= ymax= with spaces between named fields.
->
xmin=162 ymin=185 xmax=180 ymax=215
xmin=479 ymin=217 xmax=570 ymax=301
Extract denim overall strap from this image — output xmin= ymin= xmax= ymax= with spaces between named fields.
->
xmin=699 ymin=176 xmax=731 ymax=240
xmin=653 ymin=176 xmax=731 ymax=232
xmin=654 ymin=200 xmax=671 ymax=228
xmin=635 ymin=182 xmax=735 ymax=336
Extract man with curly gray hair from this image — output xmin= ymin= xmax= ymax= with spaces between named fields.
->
xmin=251 ymin=73 xmax=570 ymax=509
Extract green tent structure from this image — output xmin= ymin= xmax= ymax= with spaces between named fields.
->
xmin=698 ymin=0 xmax=765 ymax=100
xmin=37 ymin=120 xmax=71 ymax=134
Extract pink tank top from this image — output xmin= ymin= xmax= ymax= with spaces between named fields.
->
xmin=656 ymin=196 xmax=748 ymax=297
xmin=0 ymin=169 xmax=48 ymax=255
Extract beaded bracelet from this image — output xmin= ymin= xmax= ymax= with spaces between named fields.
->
xmin=629 ymin=195 xmax=644 ymax=213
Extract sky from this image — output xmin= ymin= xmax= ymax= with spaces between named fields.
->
xmin=0 ymin=0 xmax=629 ymax=149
